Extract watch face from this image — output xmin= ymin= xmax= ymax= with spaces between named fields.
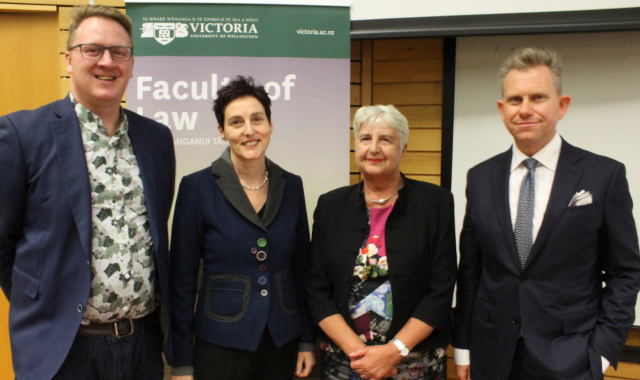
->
xmin=400 ymin=347 xmax=409 ymax=356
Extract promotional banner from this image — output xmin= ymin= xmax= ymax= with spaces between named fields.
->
xmin=125 ymin=1 xmax=351 ymax=220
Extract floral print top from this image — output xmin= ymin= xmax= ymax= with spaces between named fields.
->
xmin=349 ymin=203 xmax=394 ymax=345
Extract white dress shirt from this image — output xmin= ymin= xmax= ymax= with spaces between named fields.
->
xmin=453 ymin=133 xmax=610 ymax=373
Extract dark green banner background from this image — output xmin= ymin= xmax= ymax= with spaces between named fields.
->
xmin=129 ymin=3 xmax=350 ymax=58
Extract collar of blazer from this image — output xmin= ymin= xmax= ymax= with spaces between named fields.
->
xmin=491 ymin=138 xmax=584 ymax=272
xmin=210 ymin=147 xmax=286 ymax=232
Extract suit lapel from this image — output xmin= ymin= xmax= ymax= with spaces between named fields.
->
xmin=51 ymin=98 xmax=93 ymax=261
xmin=491 ymin=148 xmax=522 ymax=271
xmin=524 ymin=140 xmax=583 ymax=269
xmin=262 ymin=159 xmax=286 ymax=228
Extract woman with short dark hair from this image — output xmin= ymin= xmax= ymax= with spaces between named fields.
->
xmin=170 ymin=76 xmax=315 ymax=380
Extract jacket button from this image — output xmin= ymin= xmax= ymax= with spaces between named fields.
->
xmin=258 ymin=276 xmax=267 ymax=285
xmin=512 ymin=317 xmax=519 ymax=325
xmin=77 ymin=304 xmax=84 ymax=313
xmin=256 ymin=251 xmax=267 ymax=261
xmin=260 ymin=289 xmax=268 ymax=297
xmin=251 ymin=247 xmax=258 ymax=254
xmin=257 ymin=238 xmax=267 ymax=248
xmin=259 ymin=264 xmax=267 ymax=272
xmin=519 ymin=276 xmax=527 ymax=283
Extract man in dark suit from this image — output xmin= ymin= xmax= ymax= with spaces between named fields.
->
xmin=453 ymin=47 xmax=640 ymax=380
xmin=0 ymin=5 xmax=175 ymax=380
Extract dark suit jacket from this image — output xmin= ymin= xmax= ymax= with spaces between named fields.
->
xmin=0 ymin=97 xmax=176 ymax=380
xmin=305 ymin=176 xmax=458 ymax=351
xmin=168 ymin=148 xmax=314 ymax=368
xmin=453 ymin=139 xmax=640 ymax=380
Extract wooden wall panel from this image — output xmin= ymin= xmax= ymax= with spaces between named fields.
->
xmin=373 ymin=38 xmax=443 ymax=61
xmin=374 ymin=59 xmax=443 ymax=83
xmin=350 ymin=61 xmax=361 ymax=83
xmin=58 ymin=29 xmax=68 ymax=52
xmin=0 ymin=4 xmax=56 ymax=12
xmin=0 ymin=294 xmax=10 ymax=380
xmin=0 ymin=12 xmax=60 ymax=115
xmin=60 ymin=77 xmax=70 ymax=99
xmin=405 ymin=174 xmax=441 ymax=185
xmin=10 ymin=0 xmax=124 ymax=6
xmin=373 ymin=82 xmax=443 ymax=105
xmin=350 ymin=40 xmax=361 ymax=61
xmin=395 ymin=105 xmax=442 ymax=129
xmin=361 ymin=40 xmax=372 ymax=106
xmin=350 ymin=84 xmax=361 ymax=106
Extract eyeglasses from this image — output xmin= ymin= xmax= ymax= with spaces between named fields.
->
xmin=70 ymin=44 xmax=133 ymax=61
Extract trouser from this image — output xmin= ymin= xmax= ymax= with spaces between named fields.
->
xmin=52 ymin=323 xmax=164 ymax=380
xmin=193 ymin=329 xmax=298 ymax=380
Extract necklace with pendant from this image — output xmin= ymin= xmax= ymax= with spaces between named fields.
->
xmin=364 ymin=185 xmax=401 ymax=205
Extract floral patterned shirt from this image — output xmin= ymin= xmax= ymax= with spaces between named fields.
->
xmin=349 ymin=204 xmax=394 ymax=345
xmin=71 ymin=95 xmax=157 ymax=324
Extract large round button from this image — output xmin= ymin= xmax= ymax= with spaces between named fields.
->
xmin=256 ymin=251 xmax=267 ymax=261
xmin=251 ymin=247 xmax=258 ymax=254
xmin=260 ymin=289 xmax=268 ymax=297
xmin=257 ymin=238 xmax=267 ymax=248
xmin=259 ymin=264 xmax=267 ymax=272
xmin=258 ymin=276 xmax=267 ymax=285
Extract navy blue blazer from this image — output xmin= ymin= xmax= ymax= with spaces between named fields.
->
xmin=453 ymin=139 xmax=640 ymax=380
xmin=169 ymin=148 xmax=314 ymax=368
xmin=0 ymin=97 xmax=176 ymax=380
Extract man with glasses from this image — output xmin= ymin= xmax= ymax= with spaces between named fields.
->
xmin=0 ymin=5 xmax=175 ymax=380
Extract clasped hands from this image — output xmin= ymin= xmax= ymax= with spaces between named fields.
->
xmin=348 ymin=343 xmax=402 ymax=380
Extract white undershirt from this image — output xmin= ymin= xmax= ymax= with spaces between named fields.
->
xmin=453 ymin=133 xmax=610 ymax=373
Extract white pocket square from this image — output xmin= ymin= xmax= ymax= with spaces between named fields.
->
xmin=568 ymin=190 xmax=593 ymax=207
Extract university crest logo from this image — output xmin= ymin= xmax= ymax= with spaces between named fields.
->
xmin=141 ymin=23 xmax=188 ymax=45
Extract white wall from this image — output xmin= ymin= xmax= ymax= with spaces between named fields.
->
xmin=349 ymin=0 xmax=640 ymax=20
xmin=452 ymin=31 xmax=640 ymax=324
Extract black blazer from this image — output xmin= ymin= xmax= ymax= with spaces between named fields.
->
xmin=305 ymin=176 xmax=457 ymax=351
xmin=169 ymin=148 xmax=314 ymax=368
xmin=0 ymin=97 xmax=175 ymax=380
xmin=453 ymin=139 xmax=640 ymax=380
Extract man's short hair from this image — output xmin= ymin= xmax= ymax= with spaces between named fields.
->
xmin=66 ymin=5 xmax=133 ymax=51
xmin=499 ymin=47 xmax=563 ymax=94
xmin=213 ymin=76 xmax=272 ymax=129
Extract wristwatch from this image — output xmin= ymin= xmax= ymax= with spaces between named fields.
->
xmin=391 ymin=338 xmax=409 ymax=357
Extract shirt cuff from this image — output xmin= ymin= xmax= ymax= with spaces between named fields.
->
xmin=602 ymin=356 xmax=610 ymax=374
xmin=453 ymin=348 xmax=470 ymax=365
xmin=171 ymin=366 xmax=194 ymax=376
